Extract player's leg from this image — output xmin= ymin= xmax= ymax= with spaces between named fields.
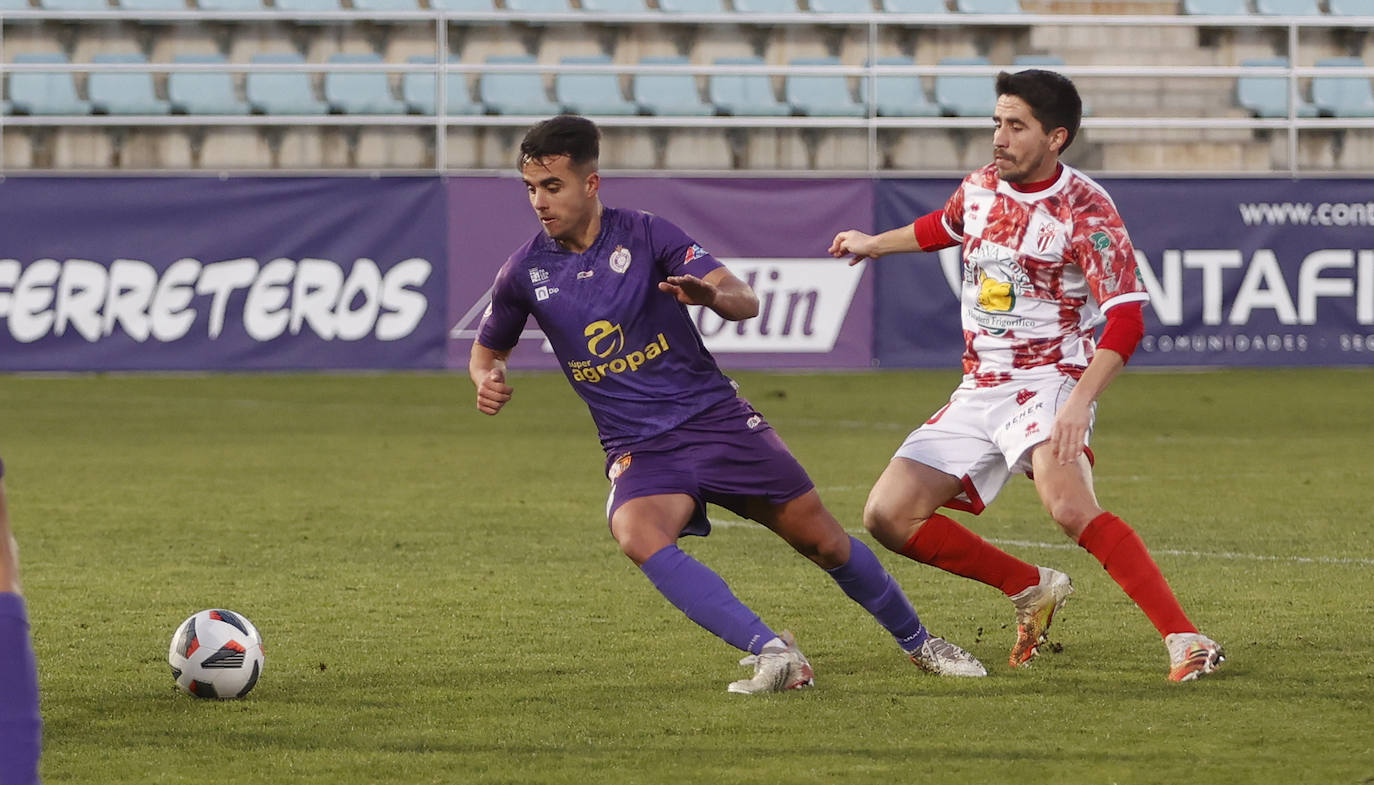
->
xmin=747 ymin=489 xmax=985 ymax=677
xmin=0 ymin=474 xmax=43 ymax=785
xmin=864 ymin=457 xmax=1042 ymax=597
xmin=1030 ymin=447 xmax=1225 ymax=681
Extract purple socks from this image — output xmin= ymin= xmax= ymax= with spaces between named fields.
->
xmin=827 ymin=537 xmax=929 ymax=653
xmin=0 ymin=593 xmax=41 ymax=785
xmin=640 ymin=545 xmax=777 ymax=655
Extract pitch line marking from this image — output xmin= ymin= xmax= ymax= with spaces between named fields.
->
xmin=706 ymin=518 xmax=1374 ymax=567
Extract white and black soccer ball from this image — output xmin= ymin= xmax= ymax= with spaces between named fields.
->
xmin=168 ymin=609 xmax=265 ymax=699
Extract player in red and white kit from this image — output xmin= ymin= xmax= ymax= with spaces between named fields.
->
xmin=829 ymin=69 xmax=1225 ymax=682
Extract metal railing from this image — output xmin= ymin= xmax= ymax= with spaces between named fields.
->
xmin=2 ymin=7 xmax=1373 ymax=175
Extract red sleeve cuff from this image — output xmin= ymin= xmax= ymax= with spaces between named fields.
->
xmin=913 ymin=211 xmax=959 ymax=252
xmin=1097 ymin=302 xmax=1144 ymax=363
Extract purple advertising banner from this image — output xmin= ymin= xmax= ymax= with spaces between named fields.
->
xmin=0 ymin=177 xmax=447 ymax=371
xmin=446 ymin=176 xmax=875 ymax=370
xmin=875 ymin=178 xmax=1374 ymax=368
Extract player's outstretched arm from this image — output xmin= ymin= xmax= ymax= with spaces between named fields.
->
xmin=469 ymin=343 xmax=514 ymax=416
xmin=0 ymin=483 xmax=19 ymax=595
xmin=659 ymin=267 xmax=759 ymax=321
xmin=828 ymin=225 xmax=922 ymax=265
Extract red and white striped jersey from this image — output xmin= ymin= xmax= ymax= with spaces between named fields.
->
xmin=939 ymin=162 xmax=1149 ymax=386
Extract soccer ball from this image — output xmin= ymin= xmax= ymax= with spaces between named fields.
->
xmin=168 ymin=609 xmax=265 ymax=699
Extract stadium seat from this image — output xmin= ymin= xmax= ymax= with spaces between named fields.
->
xmin=0 ymin=0 xmax=33 ymax=8
xmin=710 ymin=56 xmax=790 ymax=116
xmin=9 ymin=53 xmax=92 ymax=115
xmin=809 ymin=0 xmax=874 ymax=12
xmin=117 ymin=0 xmax=186 ymax=9
xmin=934 ymin=56 xmax=996 ymax=117
xmin=1013 ymin=54 xmax=1065 ymax=67
xmin=881 ymin=0 xmax=948 ymax=10
xmin=480 ymin=55 xmax=561 ymax=115
xmin=556 ymin=55 xmax=638 ymax=116
xmin=1328 ymin=0 xmax=1374 ymax=13
xmin=1254 ymin=0 xmax=1319 ymax=13
xmin=274 ymin=0 xmax=341 ymax=10
xmin=659 ymin=0 xmax=725 ymax=10
xmin=433 ymin=0 xmax=495 ymax=8
xmin=1236 ymin=57 xmax=1318 ymax=118
xmin=197 ymin=0 xmax=265 ymax=8
xmin=353 ymin=0 xmax=420 ymax=8
xmin=324 ymin=54 xmax=407 ymax=115
xmin=1312 ymin=57 xmax=1374 ymax=118
xmin=168 ymin=54 xmax=251 ymax=115
xmin=1181 ymin=0 xmax=1250 ymax=13
xmin=402 ymin=56 xmax=482 ymax=115
xmin=246 ymin=54 xmax=330 ymax=115
xmin=786 ymin=56 xmax=865 ymax=116
xmin=505 ymin=0 xmax=571 ymax=11
xmin=88 ymin=53 xmax=171 ymax=115
xmin=634 ymin=56 xmax=713 ymax=116
xmin=861 ymin=57 xmax=940 ymax=117
xmin=954 ymin=0 xmax=1020 ymax=12
xmin=37 ymin=0 xmax=108 ymax=9
xmin=581 ymin=0 xmax=651 ymax=10
xmin=732 ymin=0 xmax=798 ymax=11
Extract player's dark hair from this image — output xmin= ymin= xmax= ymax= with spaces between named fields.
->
xmin=518 ymin=114 xmax=601 ymax=171
xmin=995 ymin=69 xmax=1082 ymax=153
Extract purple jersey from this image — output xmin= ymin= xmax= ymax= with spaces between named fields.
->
xmin=478 ymin=207 xmax=740 ymax=451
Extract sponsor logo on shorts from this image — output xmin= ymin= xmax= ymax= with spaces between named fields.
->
xmin=567 ymin=320 xmax=672 ymax=383
xmin=609 ymin=453 xmax=632 ymax=481
xmin=1025 ymin=422 xmax=1040 ymax=437
xmin=1015 ymin=388 xmax=1036 ymax=406
xmin=609 ymin=246 xmax=632 ymax=274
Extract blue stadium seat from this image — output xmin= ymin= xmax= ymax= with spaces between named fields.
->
xmin=9 ymin=53 xmax=92 ymax=115
xmin=810 ymin=0 xmax=874 ymax=12
xmin=860 ymin=57 xmax=940 ymax=117
xmin=37 ymin=0 xmax=108 ymax=9
xmin=634 ymin=56 xmax=712 ymax=116
xmin=1181 ymin=0 xmax=1250 ymax=13
xmin=246 ymin=53 xmax=330 ymax=114
xmin=954 ymin=0 xmax=1019 ymax=12
xmin=1254 ymin=0 xmax=1319 ymax=13
xmin=197 ymin=0 xmax=264 ymax=8
xmin=1328 ymin=0 xmax=1374 ymax=13
xmin=324 ymin=54 xmax=407 ymax=114
xmin=556 ymin=55 xmax=638 ymax=115
xmin=581 ymin=0 xmax=650 ymax=10
xmin=1236 ymin=57 xmax=1318 ymax=118
xmin=659 ymin=0 xmax=725 ymax=10
xmin=480 ymin=55 xmax=561 ymax=115
xmin=934 ymin=56 xmax=996 ymax=116
xmin=88 ymin=53 xmax=171 ymax=115
xmin=732 ymin=0 xmax=798 ymax=11
xmin=169 ymin=54 xmax=251 ymax=115
xmin=710 ymin=56 xmax=789 ymax=116
xmin=786 ymin=56 xmax=865 ymax=116
xmin=1312 ymin=57 xmax=1374 ymax=117
xmin=505 ymin=0 xmax=571 ymax=11
xmin=881 ymin=0 xmax=947 ymax=10
xmin=1013 ymin=54 xmax=1065 ymax=67
xmin=402 ymin=56 xmax=482 ymax=115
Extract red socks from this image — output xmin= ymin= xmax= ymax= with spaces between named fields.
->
xmin=901 ymin=513 xmax=1040 ymax=596
xmin=1077 ymin=512 xmax=1197 ymax=637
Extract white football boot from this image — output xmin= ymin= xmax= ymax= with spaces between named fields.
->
xmin=908 ymin=635 xmax=987 ymax=677
xmin=1166 ymin=632 xmax=1226 ymax=682
xmin=728 ymin=630 xmax=815 ymax=694
xmin=1009 ymin=566 xmax=1075 ymax=668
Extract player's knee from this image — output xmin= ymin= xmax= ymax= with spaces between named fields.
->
xmin=861 ymin=499 xmax=905 ymax=551
xmin=609 ymin=520 xmax=664 ymax=566
xmin=1045 ymin=500 xmax=1096 ymax=539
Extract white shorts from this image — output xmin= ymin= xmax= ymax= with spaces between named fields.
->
xmin=893 ymin=373 xmax=1094 ymax=515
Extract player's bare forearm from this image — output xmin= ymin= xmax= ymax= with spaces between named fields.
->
xmin=829 ymin=225 xmax=921 ymax=265
xmin=659 ymin=267 xmax=759 ymax=321
xmin=469 ymin=342 xmax=514 ymax=416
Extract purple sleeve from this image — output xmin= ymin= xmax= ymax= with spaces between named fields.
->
xmin=650 ymin=215 xmax=726 ymax=279
xmin=475 ymin=260 xmax=529 ymax=352
xmin=0 ymin=593 xmax=42 ymax=785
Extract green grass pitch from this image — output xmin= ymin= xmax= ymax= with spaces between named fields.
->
xmin=3 ymin=368 xmax=1371 ymax=784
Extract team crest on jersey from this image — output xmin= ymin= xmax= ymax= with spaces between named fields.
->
xmin=609 ymin=453 xmax=632 ymax=481
xmin=684 ymin=243 xmax=708 ymax=264
xmin=1035 ymin=223 xmax=1058 ymax=255
xmin=609 ymin=246 xmax=632 ymax=274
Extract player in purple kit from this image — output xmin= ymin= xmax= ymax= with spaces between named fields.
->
xmin=470 ymin=115 xmax=985 ymax=692
xmin=0 ymin=457 xmax=43 ymax=785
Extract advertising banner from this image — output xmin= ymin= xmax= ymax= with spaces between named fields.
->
xmin=0 ymin=177 xmax=447 ymax=371
xmin=874 ymin=178 xmax=1374 ymax=368
xmin=446 ymin=177 xmax=876 ymax=370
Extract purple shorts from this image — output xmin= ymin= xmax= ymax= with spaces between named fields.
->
xmin=604 ymin=397 xmax=814 ymax=537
